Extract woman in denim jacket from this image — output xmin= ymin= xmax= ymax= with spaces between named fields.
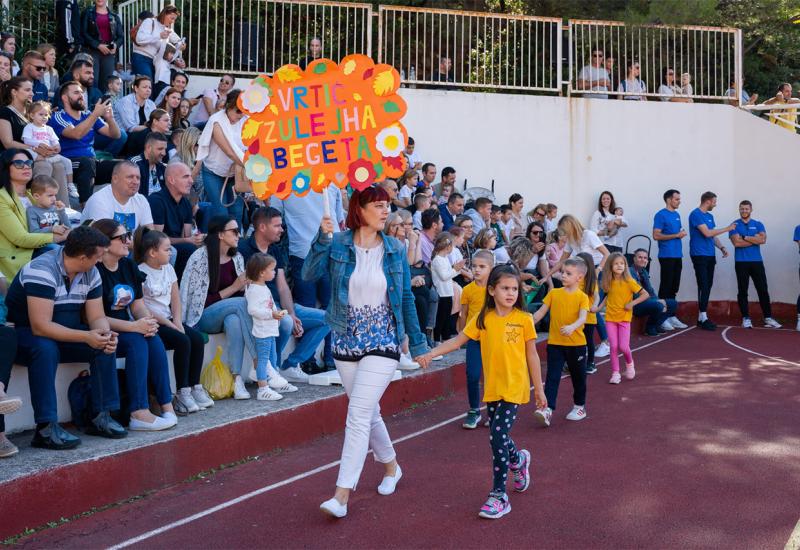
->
xmin=303 ymin=186 xmax=429 ymax=519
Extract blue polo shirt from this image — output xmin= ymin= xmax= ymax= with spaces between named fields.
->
xmin=794 ymin=224 xmax=800 ymax=243
xmin=653 ymin=208 xmax=683 ymax=258
xmin=729 ymin=218 xmax=765 ymax=262
xmin=49 ymin=110 xmax=107 ymax=158
xmin=689 ymin=207 xmax=716 ymax=257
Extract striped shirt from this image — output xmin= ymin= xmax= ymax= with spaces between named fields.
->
xmin=49 ymin=109 xmax=107 ymax=158
xmin=6 ymin=249 xmax=102 ymax=328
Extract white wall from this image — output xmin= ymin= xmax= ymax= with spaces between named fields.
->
xmin=185 ymin=77 xmax=799 ymax=304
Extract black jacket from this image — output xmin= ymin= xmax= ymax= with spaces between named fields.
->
xmin=81 ymin=6 xmax=124 ymax=51
xmin=55 ymin=0 xmax=82 ymax=54
xmin=133 ymin=156 xmax=166 ymax=198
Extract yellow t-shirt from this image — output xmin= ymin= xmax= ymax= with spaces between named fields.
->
xmin=460 ymin=282 xmax=486 ymax=328
xmin=585 ymin=283 xmax=599 ymax=325
xmin=542 ymin=287 xmax=590 ymax=346
xmin=605 ymin=277 xmax=643 ymax=323
xmin=463 ymin=309 xmax=537 ymax=405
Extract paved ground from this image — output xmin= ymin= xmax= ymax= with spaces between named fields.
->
xmin=12 ymin=327 xmax=800 ymax=549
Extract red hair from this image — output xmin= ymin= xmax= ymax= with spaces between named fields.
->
xmin=345 ymin=186 xmax=390 ymax=230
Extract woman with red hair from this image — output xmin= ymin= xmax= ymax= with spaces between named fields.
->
xmin=303 ymin=185 xmax=429 ymax=519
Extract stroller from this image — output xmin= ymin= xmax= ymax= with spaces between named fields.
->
xmin=624 ymin=234 xmax=652 ymax=270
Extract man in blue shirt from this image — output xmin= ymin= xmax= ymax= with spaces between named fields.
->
xmin=50 ymin=80 xmax=121 ymax=205
xmin=688 ymin=191 xmax=736 ymax=330
xmin=630 ymin=249 xmax=680 ymax=336
xmin=20 ymin=51 xmax=51 ymax=102
xmin=795 ymin=224 xmax=800 ymax=331
xmin=728 ymin=201 xmax=780 ymax=329
xmin=438 ymin=192 xmax=464 ymax=231
xmin=652 ymin=190 xmax=688 ymax=315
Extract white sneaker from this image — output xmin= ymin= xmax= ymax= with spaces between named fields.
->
xmin=595 ymin=342 xmax=610 ymax=357
xmin=764 ymin=317 xmax=782 ymax=329
xmin=377 ymin=465 xmax=403 ymax=495
xmin=320 ymin=497 xmax=347 ymax=518
xmin=191 ymin=385 xmax=215 ymax=409
xmin=161 ymin=411 xmax=178 ymax=427
xmin=533 ymin=406 xmax=552 ymax=427
xmin=68 ymin=182 xmax=79 ymax=199
xmin=256 ymin=386 xmax=283 ymax=401
xmin=660 ymin=320 xmax=675 ymax=331
xmin=431 ymin=355 xmax=444 ymax=362
xmin=398 ymin=353 xmax=420 ymax=370
xmin=282 ymin=366 xmax=311 ymax=383
xmin=268 ymin=376 xmax=298 ymax=393
xmin=668 ymin=317 xmax=688 ymax=329
xmin=796 ymin=319 xmax=800 ymax=332
xmin=175 ymin=388 xmax=200 ymax=413
xmin=609 ymin=372 xmax=621 ymax=384
xmin=565 ymin=405 xmax=587 ymax=421
xmin=742 ymin=317 xmax=753 ymax=329
xmin=233 ymin=376 xmax=250 ymax=400
xmin=129 ymin=415 xmax=175 ymax=431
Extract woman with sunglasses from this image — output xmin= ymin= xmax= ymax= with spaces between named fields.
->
xmin=180 ymin=215 xmax=257 ymax=400
xmin=0 ymin=149 xmax=67 ymax=278
xmin=92 ymin=218 xmax=177 ymax=431
xmin=658 ymin=67 xmax=691 ymax=103
xmin=190 ymin=73 xmax=235 ymax=128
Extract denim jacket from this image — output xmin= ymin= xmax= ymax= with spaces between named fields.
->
xmin=303 ymin=230 xmax=428 ymax=358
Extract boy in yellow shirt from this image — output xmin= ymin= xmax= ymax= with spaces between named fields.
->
xmin=457 ymin=250 xmax=494 ymax=429
xmin=532 ymin=258 xmax=590 ymax=426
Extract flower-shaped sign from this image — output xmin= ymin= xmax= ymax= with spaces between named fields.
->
xmin=239 ymin=54 xmax=409 ymax=200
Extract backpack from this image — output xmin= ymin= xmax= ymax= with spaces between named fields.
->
xmin=68 ymin=370 xmax=93 ymax=428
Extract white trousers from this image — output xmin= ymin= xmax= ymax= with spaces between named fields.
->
xmin=335 ymin=355 xmax=398 ymax=490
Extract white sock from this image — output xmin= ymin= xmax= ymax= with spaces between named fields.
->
xmin=698 ymin=312 xmax=708 ymax=322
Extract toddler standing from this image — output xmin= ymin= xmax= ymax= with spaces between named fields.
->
xmin=423 ymin=265 xmax=546 ymax=519
xmin=532 ymin=258 xmax=590 ymax=426
xmin=22 ymin=101 xmax=77 ymax=201
xmin=431 ymin=232 xmax=463 ymax=343
xmin=457 ymin=249 xmax=494 ymax=428
xmin=598 ymin=252 xmax=650 ymax=384
xmin=245 ymin=253 xmax=298 ymax=401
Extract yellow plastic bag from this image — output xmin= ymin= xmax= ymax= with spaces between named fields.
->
xmin=200 ymin=346 xmax=234 ymax=400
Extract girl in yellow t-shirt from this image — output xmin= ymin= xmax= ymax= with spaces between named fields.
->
xmin=598 ymin=253 xmax=650 ymax=384
xmin=422 ymin=265 xmax=546 ymax=520
xmin=457 ymin=250 xmax=494 ymax=429
xmin=577 ymin=253 xmax=600 ymax=375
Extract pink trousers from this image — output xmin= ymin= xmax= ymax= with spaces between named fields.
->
xmin=606 ymin=320 xmax=633 ymax=373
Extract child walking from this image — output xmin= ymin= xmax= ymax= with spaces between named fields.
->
xmin=134 ymin=227 xmax=215 ymax=413
xmin=599 ymin=252 xmax=649 ymax=384
xmin=245 ymin=253 xmax=298 ymax=401
xmin=532 ymin=258 xmax=590 ymax=426
xmin=431 ymin=232 xmax=463 ymax=343
xmin=423 ymin=265 xmax=546 ymax=519
xmin=22 ymin=101 xmax=78 ymax=201
xmin=457 ymin=249 xmax=494 ymax=429
xmin=576 ymin=252 xmax=600 ymax=375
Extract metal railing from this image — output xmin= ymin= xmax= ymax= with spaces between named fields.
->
xmin=167 ymin=0 xmax=372 ymax=75
xmin=741 ymin=103 xmax=800 ymax=133
xmin=379 ymin=5 xmax=562 ymax=92
xmin=568 ymin=20 xmax=741 ymax=101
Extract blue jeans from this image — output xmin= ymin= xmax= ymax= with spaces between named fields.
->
xmin=116 ymin=332 xmax=172 ymax=412
xmin=131 ymin=52 xmax=154 ymax=80
xmin=633 ymin=298 xmax=677 ymax=329
xmin=465 ymin=339 xmax=482 ymax=410
xmin=289 ymin=255 xmax=333 ymax=365
xmin=195 ymin=297 xmax=256 ymax=375
xmin=95 ymin=129 xmax=128 ymax=157
xmin=14 ymin=326 xmax=120 ymax=424
xmin=201 ymin=164 xmax=244 ymax=228
xmin=276 ymin=304 xmax=330 ymax=370
xmin=254 ymin=336 xmax=278 ymax=381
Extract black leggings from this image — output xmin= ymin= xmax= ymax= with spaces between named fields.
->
xmin=0 ymin=325 xmax=18 ymax=433
xmin=434 ymin=296 xmax=454 ymax=341
xmin=583 ymin=324 xmax=596 ymax=367
xmin=487 ymin=400 xmax=520 ymax=494
xmin=157 ymin=323 xmax=206 ymax=389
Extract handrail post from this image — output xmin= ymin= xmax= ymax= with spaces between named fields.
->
xmin=735 ymin=28 xmax=743 ymax=106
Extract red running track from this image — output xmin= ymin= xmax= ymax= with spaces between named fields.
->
xmin=15 ymin=327 xmax=800 ymax=549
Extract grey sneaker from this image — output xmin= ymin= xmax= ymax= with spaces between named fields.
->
xmin=0 ymin=437 xmax=19 ymax=458
xmin=176 ymin=389 xmax=200 ymax=413
xmin=282 ymin=366 xmax=310 ymax=383
xmin=462 ymin=409 xmax=480 ymax=429
xmin=191 ymin=385 xmax=215 ymax=409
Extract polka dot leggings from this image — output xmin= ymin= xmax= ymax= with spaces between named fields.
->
xmin=487 ymin=400 xmax=520 ymax=494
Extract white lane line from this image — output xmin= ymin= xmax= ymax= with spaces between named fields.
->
xmin=721 ymin=327 xmax=800 ymax=368
xmin=107 ymin=327 xmax=695 ymax=550
xmin=786 ymin=518 xmax=800 ymax=550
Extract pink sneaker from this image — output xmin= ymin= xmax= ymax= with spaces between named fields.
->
xmin=478 ymin=492 xmax=511 ymax=519
xmin=609 ymin=372 xmax=621 ymax=384
xmin=510 ymin=449 xmax=531 ymax=492
xmin=625 ymin=364 xmax=636 ymax=380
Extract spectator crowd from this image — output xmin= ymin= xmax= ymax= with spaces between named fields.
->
xmin=0 ymin=8 xmax=797 ymax=463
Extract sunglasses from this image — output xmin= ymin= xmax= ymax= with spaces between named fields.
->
xmin=112 ymin=231 xmax=132 ymax=243
xmin=535 ymin=211 xmax=546 ymax=217
xmin=10 ymin=159 xmax=33 ymax=169
xmin=223 ymin=228 xmax=241 ymax=236
xmin=530 ymin=230 xmax=544 ymax=236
